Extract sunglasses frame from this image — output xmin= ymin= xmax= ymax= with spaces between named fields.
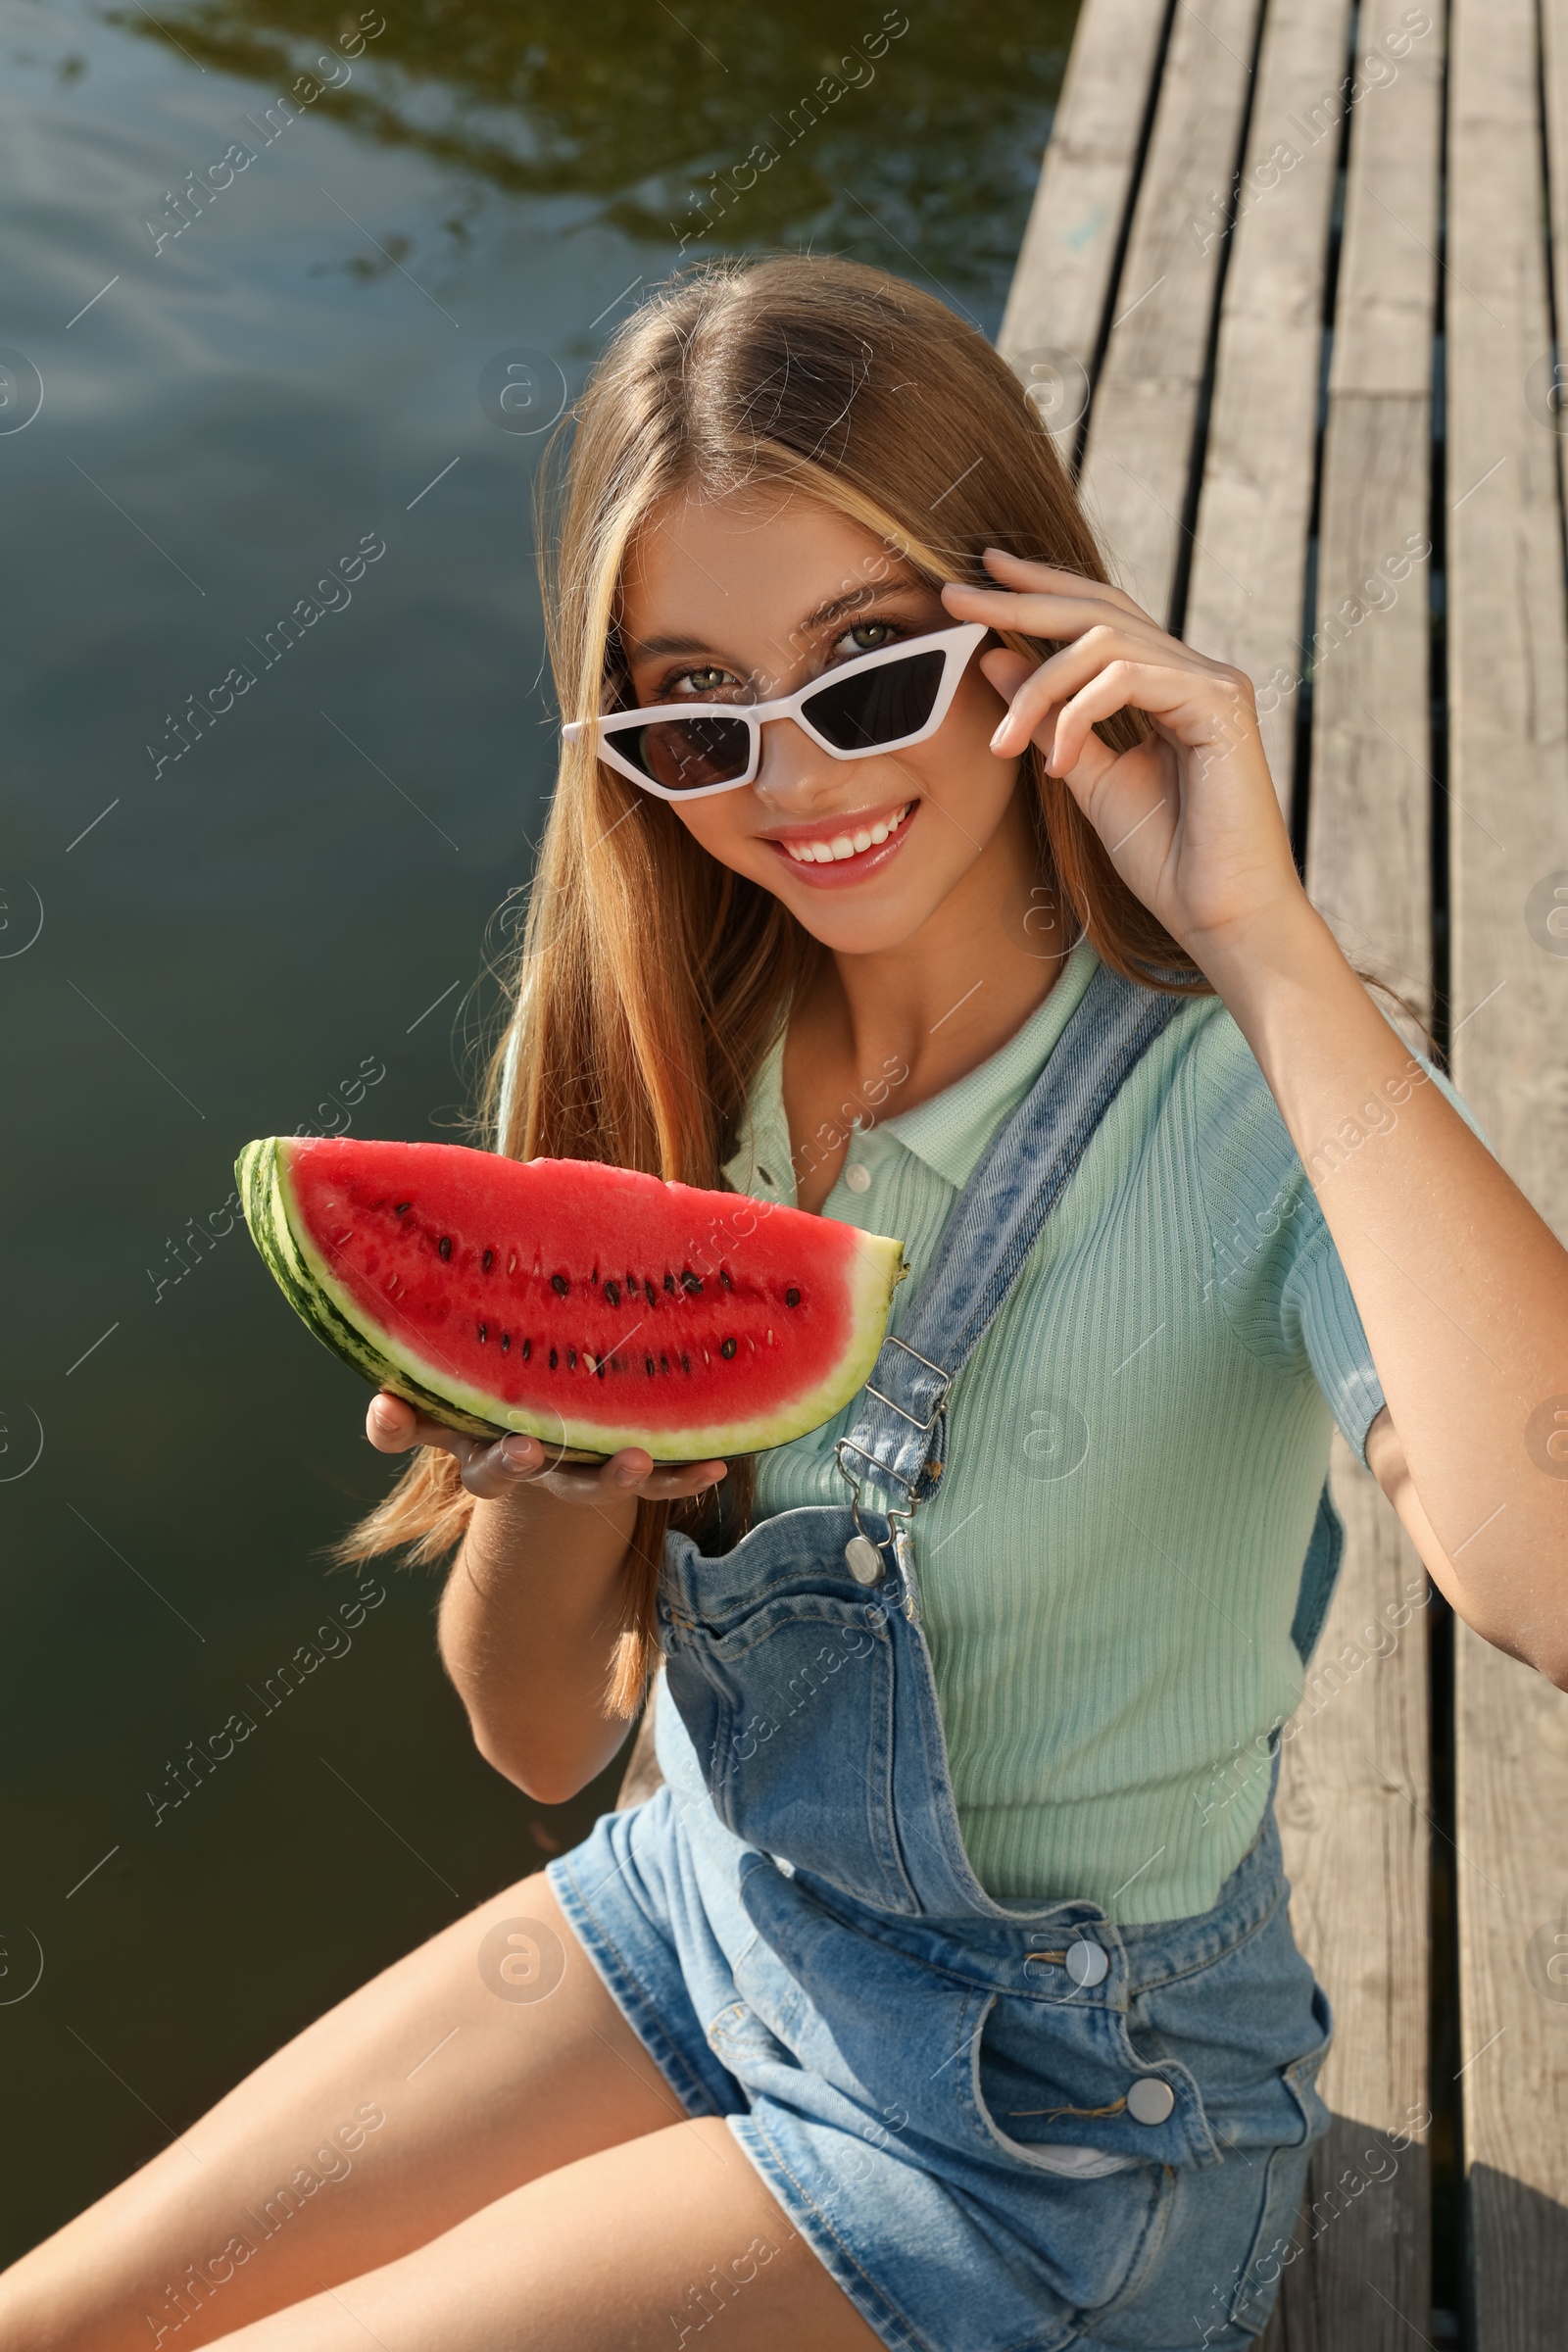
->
xmin=562 ymin=618 xmax=991 ymax=800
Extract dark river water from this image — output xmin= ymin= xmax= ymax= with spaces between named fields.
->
xmin=0 ymin=0 xmax=1074 ymax=2252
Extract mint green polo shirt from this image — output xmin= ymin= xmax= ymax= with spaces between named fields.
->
xmin=719 ymin=942 xmax=1396 ymax=1923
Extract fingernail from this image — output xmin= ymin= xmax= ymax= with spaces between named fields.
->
xmin=990 ymin=721 xmax=1009 ymax=752
xmin=502 ymin=1437 xmax=534 ymax=1469
xmin=614 ymin=1465 xmax=640 ymax=1487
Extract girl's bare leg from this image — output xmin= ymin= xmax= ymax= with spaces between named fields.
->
xmin=205 ymin=2117 xmax=887 ymax=2352
xmin=0 ymin=1871 xmax=697 ymax=2352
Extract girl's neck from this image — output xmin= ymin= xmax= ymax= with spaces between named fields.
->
xmin=780 ymin=788 xmax=1072 ymax=1208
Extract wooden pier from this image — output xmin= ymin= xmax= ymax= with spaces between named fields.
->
xmin=615 ymin=1 xmax=1568 ymax=2336
xmin=1001 ymin=0 xmax=1568 ymax=2339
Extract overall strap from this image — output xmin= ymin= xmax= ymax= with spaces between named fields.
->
xmin=839 ymin=962 xmax=1190 ymax=1515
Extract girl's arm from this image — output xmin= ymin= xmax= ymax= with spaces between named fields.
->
xmin=947 ymin=554 xmax=1568 ymax=1686
xmin=368 ymin=1396 xmax=724 ymax=1799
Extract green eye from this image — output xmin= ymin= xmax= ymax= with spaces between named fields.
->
xmin=847 ymin=622 xmax=896 ymax=652
xmin=681 ymin=667 xmax=729 ymax=694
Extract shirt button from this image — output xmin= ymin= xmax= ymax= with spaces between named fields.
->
xmin=1065 ymin=1939 xmax=1109 ymax=1988
xmin=844 ymin=1162 xmax=871 ymax=1194
xmin=1127 ymin=2077 xmax=1176 ymax=2126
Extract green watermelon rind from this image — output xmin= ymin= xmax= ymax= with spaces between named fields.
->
xmin=235 ymin=1137 xmax=591 ymax=1450
xmin=237 ymin=1137 xmax=906 ymax=1463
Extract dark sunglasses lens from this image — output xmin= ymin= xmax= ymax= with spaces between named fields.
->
xmin=609 ymin=714 xmax=752 ymax=792
xmin=801 ymin=648 xmax=947 ymax=752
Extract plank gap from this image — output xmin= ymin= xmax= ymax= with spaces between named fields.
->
xmin=1074 ymin=0 xmax=1186 ymax=474
xmin=1167 ymin=0 xmax=1279 ymax=638
xmin=1425 ymin=9 xmax=1462 ymax=2331
xmin=1286 ymin=0 xmax=1363 ymax=863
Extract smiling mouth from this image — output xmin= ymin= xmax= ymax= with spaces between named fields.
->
xmin=770 ymin=801 xmax=915 ymax=866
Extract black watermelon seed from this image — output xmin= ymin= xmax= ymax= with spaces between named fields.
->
xmin=604 ymin=1279 xmax=620 ymax=1306
xmin=644 ymin=1277 xmax=657 ymax=1306
xmin=660 ymin=1353 xmax=669 ymax=1374
xmin=438 ymin=1235 xmax=452 ymax=1260
xmin=501 ymin=1333 xmax=511 ymax=1353
xmin=521 ymin=1338 xmax=531 ymax=1362
xmin=551 ymin=1272 xmax=569 ymax=1296
xmin=482 ymin=1248 xmax=494 ymax=1271
xmin=568 ymin=1347 xmax=576 ymax=1369
xmin=549 ymin=1347 xmax=558 ymax=1370
xmin=394 ymin=1201 xmax=411 ymax=1214
xmin=477 ymin=1323 xmax=487 ymax=1344
xmin=595 ymin=1359 xmax=606 ymax=1379
xmin=662 ymin=1271 xmax=675 ymax=1295
xmin=681 ymin=1351 xmax=691 ymax=1373
xmin=645 ymin=1353 xmax=655 ymax=1377
xmin=719 ymin=1267 xmax=733 ymax=1290
xmin=720 ymin=1336 xmax=737 ymax=1359
xmin=785 ymin=1286 xmax=801 ymax=1307
xmin=681 ymin=1269 xmax=702 ymax=1295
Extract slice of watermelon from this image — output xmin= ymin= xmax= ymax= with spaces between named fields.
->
xmin=236 ymin=1136 xmax=906 ymax=1461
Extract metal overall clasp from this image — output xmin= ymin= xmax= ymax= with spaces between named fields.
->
xmin=834 ymin=1340 xmax=951 ymax=1619
xmin=833 ymin=1438 xmax=920 ymax=1620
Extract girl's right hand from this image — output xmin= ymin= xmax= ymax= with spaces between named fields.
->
xmin=365 ymin=1389 xmax=727 ymax=1506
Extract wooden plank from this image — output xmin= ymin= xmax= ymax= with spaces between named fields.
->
xmin=1545 ymin=0 xmax=1568 ymax=372
xmin=1263 ymin=18 xmax=1447 ymax=2339
xmin=997 ymin=0 xmax=1171 ymax=459
xmin=1305 ymin=0 xmax=1443 ymax=1003
xmin=1447 ymin=0 xmax=1568 ymax=2335
xmin=1266 ymin=1443 xmax=1432 ymax=2349
xmin=1077 ymin=0 xmax=1263 ymax=623
xmin=1184 ymin=0 xmax=1354 ymax=808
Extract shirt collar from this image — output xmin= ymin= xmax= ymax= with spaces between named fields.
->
xmin=721 ymin=940 xmax=1101 ymax=1202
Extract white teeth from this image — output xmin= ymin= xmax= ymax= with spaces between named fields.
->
xmin=780 ymin=802 xmax=911 ymax=866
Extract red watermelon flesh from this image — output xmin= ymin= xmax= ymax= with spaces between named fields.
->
xmin=236 ymin=1136 xmax=906 ymax=1458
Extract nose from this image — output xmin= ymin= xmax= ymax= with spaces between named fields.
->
xmin=749 ymin=715 xmax=850 ymax=814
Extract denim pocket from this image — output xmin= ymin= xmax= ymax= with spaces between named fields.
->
xmin=662 ymin=1591 xmax=918 ymax=1914
xmin=1224 ymin=1981 xmax=1334 ymax=2334
xmin=967 ymin=1987 xmax=1164 ymax=2178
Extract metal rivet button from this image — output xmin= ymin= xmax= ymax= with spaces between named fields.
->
xmin=845 ymin=1534 xmax=884 ymax=1584
xmin=1065 ymin=1939 xmax=1109 ymax=1987
xmin=844 ymin=1162 xmax=872 ymax=1194
xmin=1127 ymin=2077 xmax=1175 ymax=2126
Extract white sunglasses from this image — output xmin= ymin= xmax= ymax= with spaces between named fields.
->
xmin=562 ymin=619 xmax=990 ymax=800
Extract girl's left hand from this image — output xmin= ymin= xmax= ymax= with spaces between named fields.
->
xmin=941 ymin=550 xmax=1307 ymax=969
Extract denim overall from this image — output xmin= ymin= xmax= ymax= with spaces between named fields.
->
xmin=550 ymin=966 xmax=1338 ymax=2352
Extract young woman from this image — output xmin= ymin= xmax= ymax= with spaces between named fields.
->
xmin=5 ymin=256 xmax=1564 ymax=2352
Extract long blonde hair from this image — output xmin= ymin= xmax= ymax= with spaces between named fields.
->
xmin=332 ymin=253 xmax=1203 ymax=1719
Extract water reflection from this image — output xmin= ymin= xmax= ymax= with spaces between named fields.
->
xmin=117 ymin=0 xmax=1073 ymax=305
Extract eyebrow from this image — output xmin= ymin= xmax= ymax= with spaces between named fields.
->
xmin=622 ymin=570 xmax=932 ymax=663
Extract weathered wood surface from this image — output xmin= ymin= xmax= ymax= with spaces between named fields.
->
xmin=1304 ymin=0 xmax=1443 ymax=1006
xmin=1013 ymin=0 xmax=1445 ymax=2335
xmin=1077 ymin=0 xmax=1263 ymax=622
xmin=997 ymin=0 xmax=1170 ymax=457
xmin=1268 ymin=1443 xmax=1432 ymax=2348
xmin=1446 ymin=0 xmax=1568 ymax=2334
xmin=1184 ymin=0 xmax=1354 ymax=806
xmin=1262 ymin=21 xmax=1447 ymax=2332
